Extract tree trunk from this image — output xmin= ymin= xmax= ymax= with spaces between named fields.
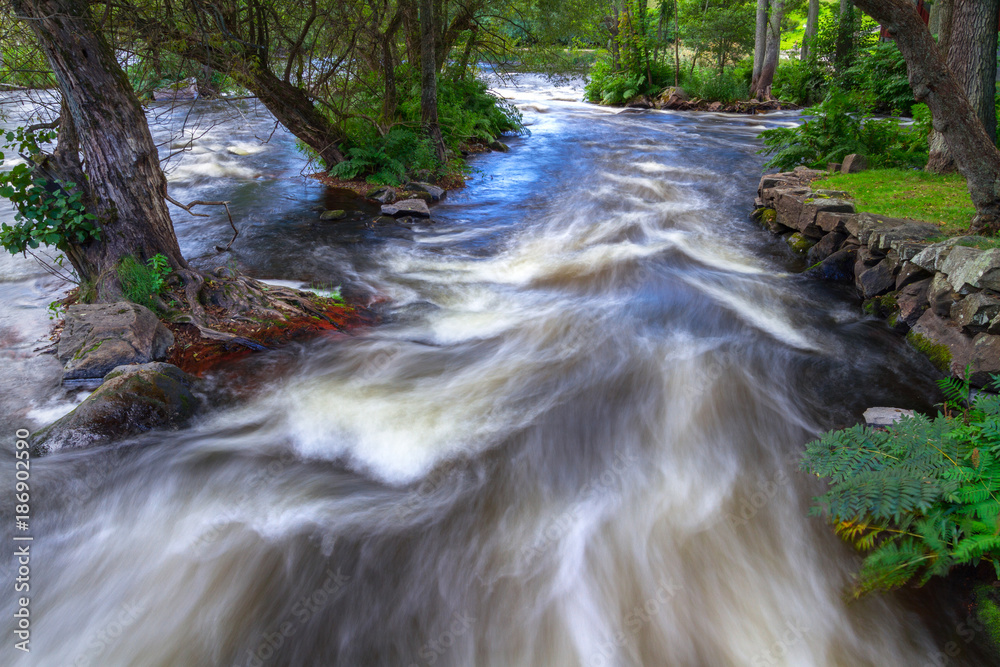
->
xmin=927 ymin=0 xmax=999 ymax=173
xmin=802 ymin=0 xmax=820 ymax=60
xmin=936 ymin=0 xmax=954 ymax=55
xmin=751 ymin=0 xmax=769 ymax=90
xmin=12 ymin=0 xmax=186 ymax=296
xmin=836 ymin=0 xmax=855 ymax=70
xmin=854 ymin=0 xmax=1000 ymax=233
xmin=419 ymin=0 xmax=447 ymax=164
xmin=753 ymin=0 xmax=784 ymax=100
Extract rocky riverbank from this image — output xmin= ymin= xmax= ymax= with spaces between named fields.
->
xmin=753 ymin=166 xmax=1000 ymax=386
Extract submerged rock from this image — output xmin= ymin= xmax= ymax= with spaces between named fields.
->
xmin=34 ymin=363 xmax=199 ymax=453
xmin=58 ymin=303 xmax=173 ymax=381
xmin=320 ymin=209 xmax=347 ymax=221
xmin=404 ymin=182 xmax=446 ymax=201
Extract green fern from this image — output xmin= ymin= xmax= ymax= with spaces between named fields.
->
xmin=802 ymin=375 xmax=1000 ymax=597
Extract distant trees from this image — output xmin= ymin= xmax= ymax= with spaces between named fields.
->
xmin=751 ymin=0 xmax=784 ymax=99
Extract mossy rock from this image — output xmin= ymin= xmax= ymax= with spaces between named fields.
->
xmin=786 ymin=232 xmax=816 ymax=253
xmin=906 ymin=331 xmax=953 ymax=373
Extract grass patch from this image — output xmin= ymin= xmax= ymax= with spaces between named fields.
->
xmin=815 ymin=169 xmax=976 ymax=235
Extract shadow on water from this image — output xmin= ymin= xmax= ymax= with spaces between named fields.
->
xmin=2 ymin=76 xmax=991 ymax=666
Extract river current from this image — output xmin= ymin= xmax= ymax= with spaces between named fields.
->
xmin=0 ymin=76 xmax=984 ymax=666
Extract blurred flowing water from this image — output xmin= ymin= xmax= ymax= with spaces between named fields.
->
xmin=0 ymin=77 xmax=982 ymax=666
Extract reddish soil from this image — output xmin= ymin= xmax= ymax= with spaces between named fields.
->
xmin=165 ymin=301 xmax=375 ymax=377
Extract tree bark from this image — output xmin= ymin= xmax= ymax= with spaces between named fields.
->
xmin=11 ymin=0 xmax=187 ymax=295
xmin=802 ymin=0 xmax=820 ymax=60
xmin=751 ymin=0 xmax=769 ymax=90
xmin=836 ymin=0 xmax=855 ymax=70
xmin=927 ymin=0 xmax=999 ymax=173
xmin=854 ymin=0 xmax=1000 ymax=233
xmin=936 ymin=0 xmax=954 ymax=55
xmin=753 ymin=0 xmax=784 ymax=100
xmin=419 ymin=0 xmax=447 ymax=164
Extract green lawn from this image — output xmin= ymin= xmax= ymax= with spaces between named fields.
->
xmin=816 ymin=169 xmax=977 ymax=236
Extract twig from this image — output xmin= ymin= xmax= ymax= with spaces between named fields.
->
xmin=164 ymin=195 xmax=239 ymax=252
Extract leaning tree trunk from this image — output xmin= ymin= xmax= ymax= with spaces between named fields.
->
xmin=753 ymin=0 xmax=784 ymax=100
xmin=419 ymin=0 xmax=447 ymax=164
xmin=11 ymin=0 xmax=186 ymax=296
xmin=751 ymin=0 xmax=769 ymax=91
xmin=853 ymin=0 xmax=1000 ymax=233
xmin=926 ymin=0 xmax=999 ymax=173
xmin=801 ymin=0 xmax=820 ymax=60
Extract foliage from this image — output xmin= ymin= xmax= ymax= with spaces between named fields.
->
xmin=679 ymin=0 xmax=755 ymax=74
xmin=0 ymin=127 xmax=100 ymax=254
xmin=802 ymin=374 xmax=1000 ymax=597
xmin=116 ymin=253 xmax=172 ymax=310
xmin=584 ymin=53 xmax=659 ymax=104
xmin=842 ymin=41 xmax=914 ymax=116
xmin=771 ymin=58 xmax=827 ymax=107
xmin=817 ymin=168 xmax=975 ymax=234
xmin=758 ymin=92 xmax=930 ymax=171
xmin=684 ymin=66 xmax=750 ymax=104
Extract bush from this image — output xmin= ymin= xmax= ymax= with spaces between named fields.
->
xmin=842 ymin=40 xmax=914 ymax=115
xmin=802 ymin=373 xmax=1000 ymax=596
xmin=772 ymin=58 xmax=827 ymax=107
xmin=684 ymin=67 xmax=750 ymax=104
xmin=758 ymin=91 xmax=930 ymax=171
xmin=585 ymin=53 xmax=658 ymax=104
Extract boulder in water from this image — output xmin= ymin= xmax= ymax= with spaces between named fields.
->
xmin=59 ymin=303 xmax=173 ymax=381
xmin=33 ymin=362 xmax=199 ymax=453
xmin=381 ymin=199 xmax=431 ymax=218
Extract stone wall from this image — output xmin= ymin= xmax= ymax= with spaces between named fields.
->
xmin=754 ymin=167 xmax=1000 ymax=386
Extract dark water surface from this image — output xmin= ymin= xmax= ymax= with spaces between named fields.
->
xmin=0 ymin=77 xmax=983 ymax=666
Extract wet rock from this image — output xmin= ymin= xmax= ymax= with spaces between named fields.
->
xmin=320 ymin=209 xmax=347 ymax=221
xmin=381 ymin=199 xmax=431 ymax=218
xmin=372 ymin=215 xmax=398 ymax=225
xmin=841 ymin=153 xmax=868 ymax=173
xmin=656 ymin=87 xmax=688 ymax=108
xmin=59 ymin=303 xmax=173 ymax=381
xmin=626 ymin=96 xmax=653 ymax=109
xmin=33 ymin=363 xmax=199 ymax=453
xmin=706 ymin=101 xmax=722 ymax=112
xmin=897 ymin=278 xmax=931 ymax=327
xmin=951 ymin=292 xmax=1000 ymax=331
xmin=858 ymin=261 xmax=895 ymax=298
xmin=807 ymin=248 xmax=856 ymax=283
xmin=367 ymin=186 xmax=396 ymax=204
xmin=773 ymin=189 xmax=810 ymax=229
xmin=863 ymin=407 xmax=914 ymax=427
xmin=405 ymin=182 xmax=446 ymax=201
xmin=807 ymin=232 xmax=847 ymax=265
xmin=786 ymin=232 xmax=815 ymax=253
xmin=489 ymin=140 xmax=510 ymax=152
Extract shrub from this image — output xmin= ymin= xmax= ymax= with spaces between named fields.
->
xmin=758 ymin=91 xmax=930 ymax=171
xmin=772 ymin=58 xmax=827 ymax=107
xmin=684 ymin=67 xmax=750 ymax=104
xmin=842 ymin=40 xmax=914 ymax=115
xmin=802 ymin=373 xmax=1000 ymax=597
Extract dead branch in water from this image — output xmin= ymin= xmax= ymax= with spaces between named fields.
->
xmin=165 ymin=195 xmax=239 ymax=252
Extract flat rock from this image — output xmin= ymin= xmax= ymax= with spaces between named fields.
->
xmin=33 ymin=363 xmax=199 ymax=453
xmin=863 ymin=407 xmax=915 ymax=427
xmin=854 ymin=212 xmax=938 ymax=249
xmin=381 ymin=198 xmax=431 ymax=218
xmin=58 ymin=303 xmax=173 ymax=381
xmin=815 ymin=211 xmax=856 ymax=234
xmin=320 ymin=209 xmax=347 ymax=220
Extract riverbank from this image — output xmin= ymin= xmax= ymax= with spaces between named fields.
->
xmin=752 ymin=165 xmax=1000 ymax=385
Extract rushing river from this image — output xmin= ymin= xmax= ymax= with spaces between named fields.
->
xmin=0 ymin=76 xmax=987 ymax=666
